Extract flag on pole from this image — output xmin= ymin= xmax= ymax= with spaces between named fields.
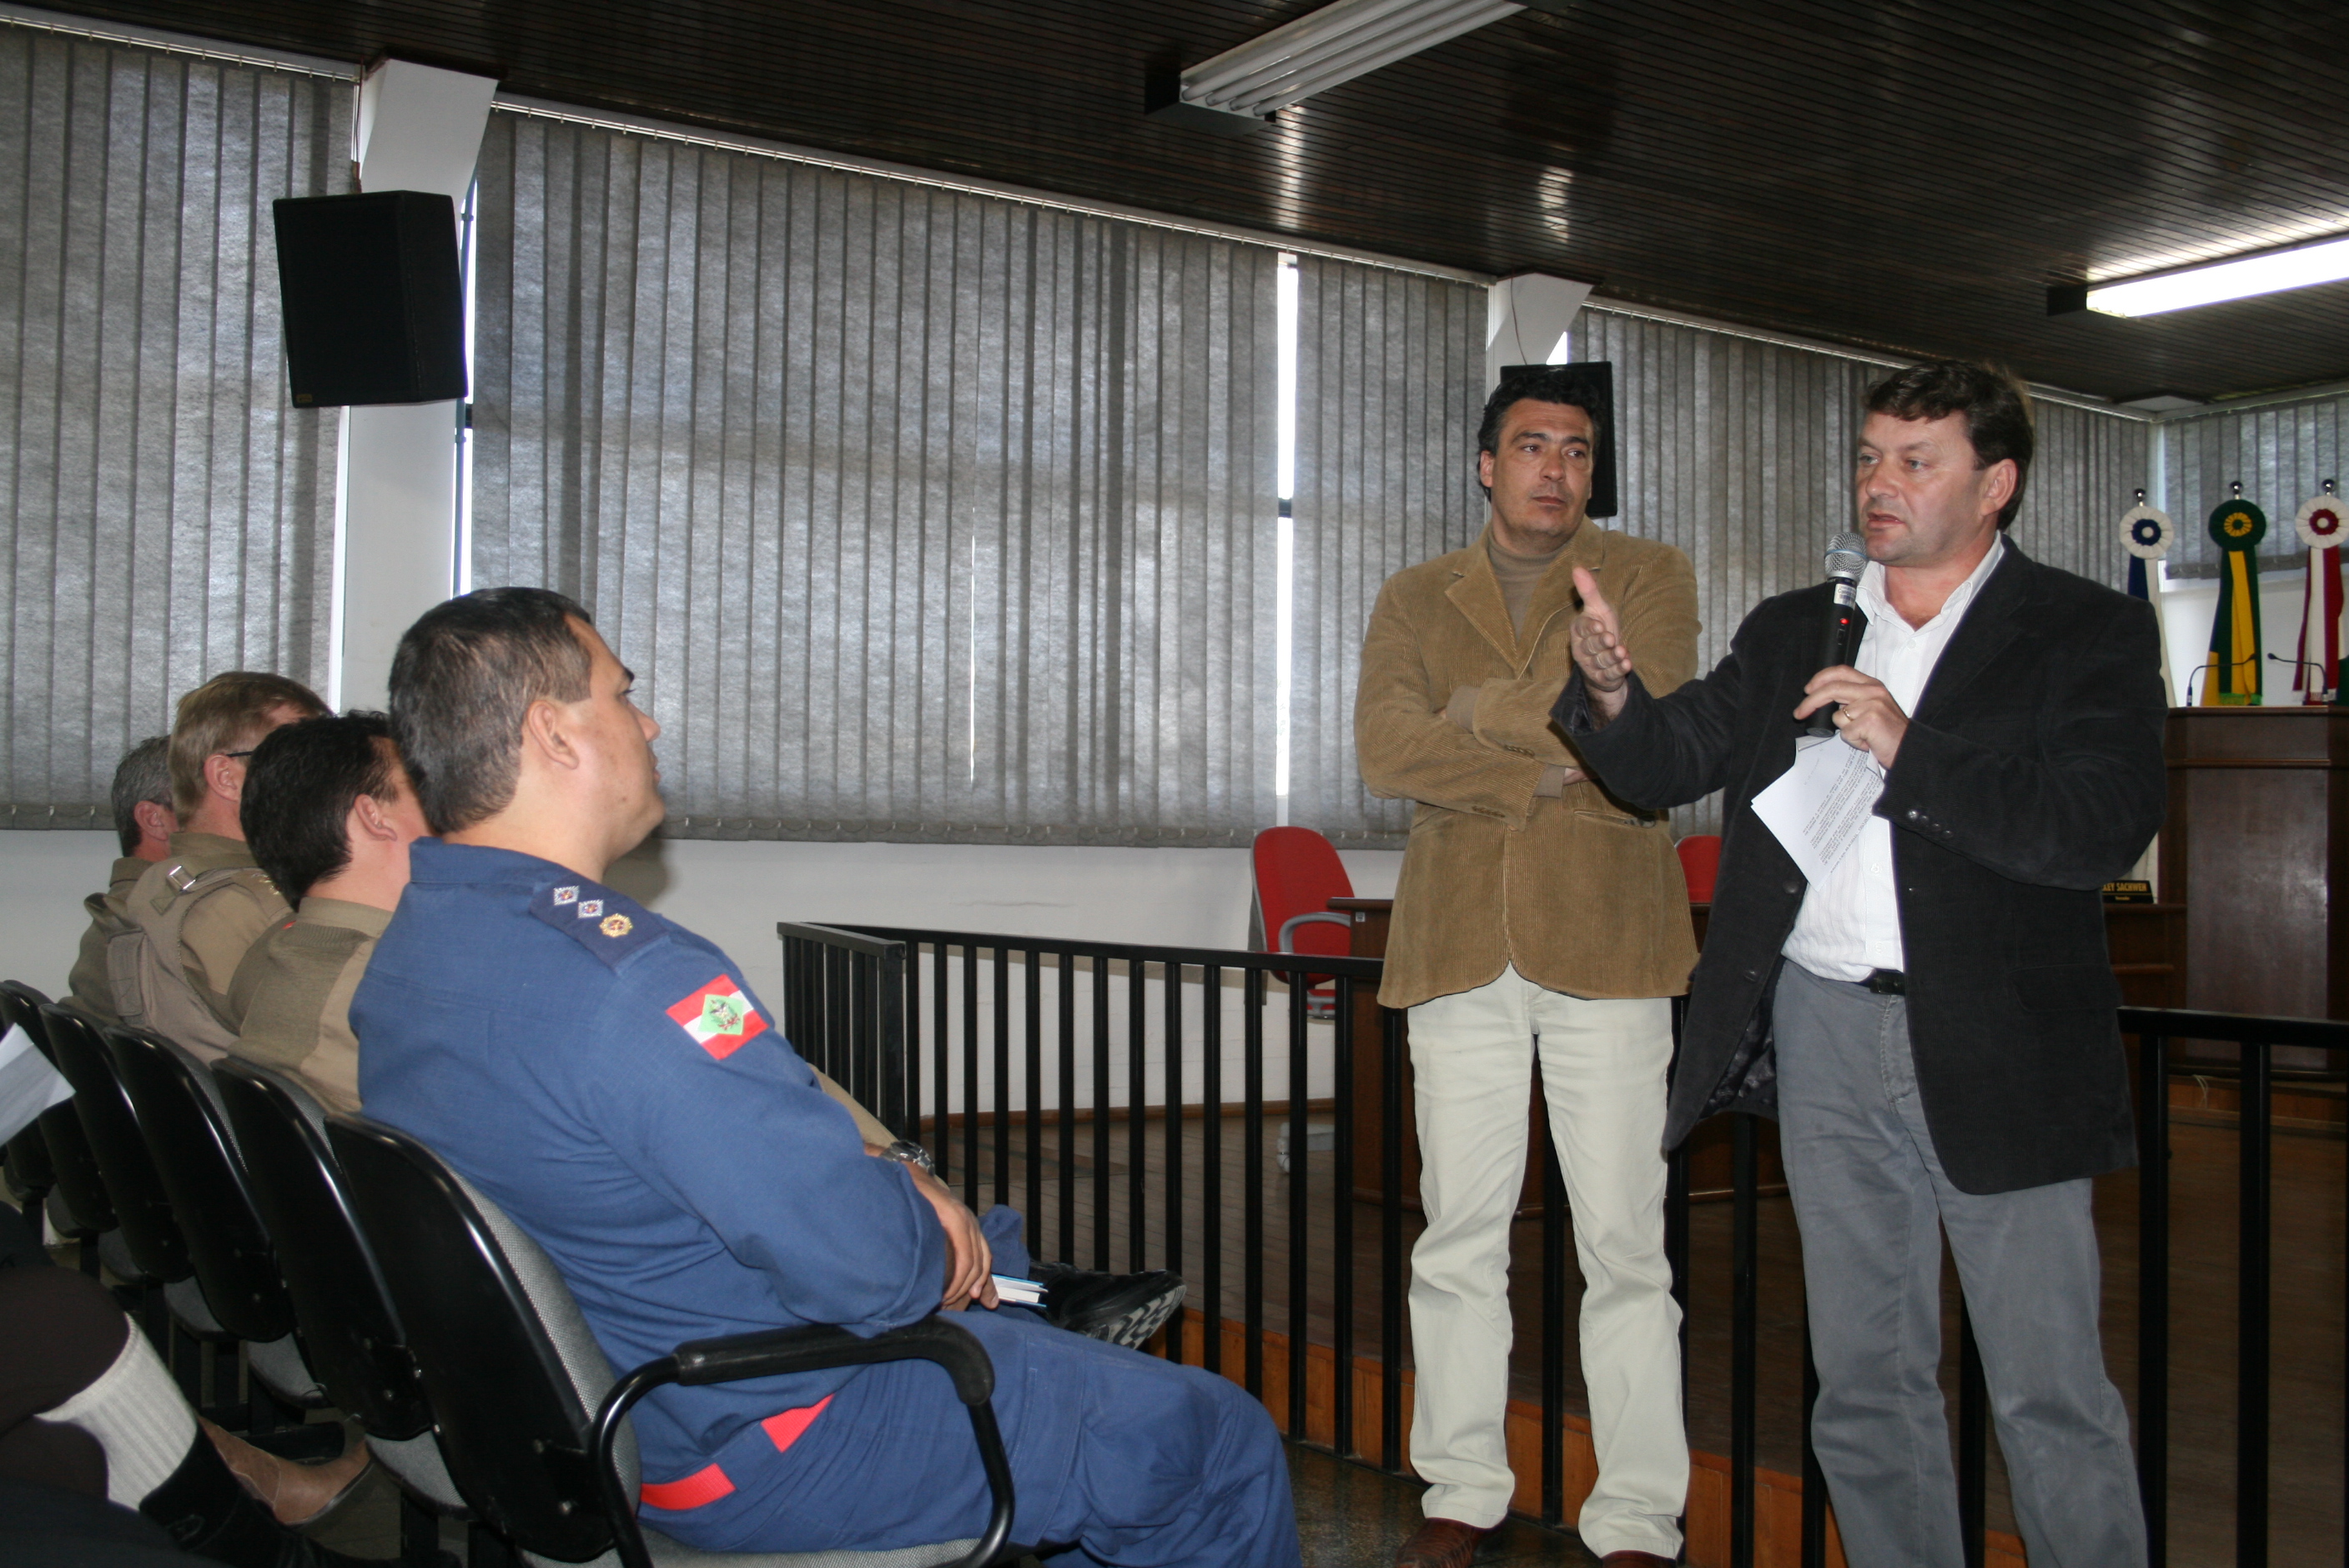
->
xmin=2202 ymin=489 xmax=2266 ymax=706
xmin=2121 ymin=495 xmax=2176 ymax=705
xmin=2293 ymin=485 xmax=2344 ymax=704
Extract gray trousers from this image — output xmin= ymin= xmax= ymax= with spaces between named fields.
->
xmin=1773 ymin=960 xmax=2147 ymax=1568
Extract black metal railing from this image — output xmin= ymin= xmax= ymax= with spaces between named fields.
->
xmin=2118 ymin=1007 xmax=2349 ymax=1568
xmin=779 ymin=922 xmax=2348 ymax=1566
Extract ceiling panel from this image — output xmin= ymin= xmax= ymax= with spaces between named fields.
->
xmin=32 ymin=0 xmax=2349 ymax=400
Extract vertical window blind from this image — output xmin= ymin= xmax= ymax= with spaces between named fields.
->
xmin=0 ymin=27 xmax=345 ymax=829
xmin=1283 ymin=257 xmax=1487 ymax=845
xmin=471 ymin=112 xmax=1280 ymax=845
xmin=2159 ymin=393 xmax=2346 ymax=580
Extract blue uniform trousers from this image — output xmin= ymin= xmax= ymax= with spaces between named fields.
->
xmin=641 ymin=1209 xmax=1300 ymax=1567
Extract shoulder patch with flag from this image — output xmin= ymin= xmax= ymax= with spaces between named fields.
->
xmin=667 ymin=977 xmax=769 ymax=1059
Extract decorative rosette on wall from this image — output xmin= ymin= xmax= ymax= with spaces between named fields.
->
xmin=2120 ymin=493 xmax=2176 ymax=703
xmin=2120 ymin=497 xmax=2174 ymax=600
xmin=2201 ymin=486 xmax=2266 ymax=706
xmin=2293 ymin=481 xmax=2343 ymax=704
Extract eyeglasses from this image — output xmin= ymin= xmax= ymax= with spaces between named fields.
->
xmin=219 ymin=750 xmax=257 ymax=760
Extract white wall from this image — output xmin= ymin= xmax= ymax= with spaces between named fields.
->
xmin=2154 ymin=567 xmax=2335 ymax=706
xmin=0 ymin=829 xmax=1402 ymax=1009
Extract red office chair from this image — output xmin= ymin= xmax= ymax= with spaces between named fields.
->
xmin=1252 ymin=827 xmax=1355 ymax=1018
xmin=1677 ymin=834 xmax=1723 ymax=902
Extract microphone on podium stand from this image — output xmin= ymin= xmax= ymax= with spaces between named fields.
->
xmin=1803 ymin=532 xmax=1869 ymax=738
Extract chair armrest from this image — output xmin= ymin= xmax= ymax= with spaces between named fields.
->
xmin=672 ymin=1316 xmax=994 ymax=1406
xmin=1276 ymin=912 xmax=1352 ymax=952
xmin=592 ymin=1315 xmax=1014 ymax=1568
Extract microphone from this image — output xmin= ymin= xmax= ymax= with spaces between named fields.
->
xmin=1803 ymin=532 xmax=1868 ymax=737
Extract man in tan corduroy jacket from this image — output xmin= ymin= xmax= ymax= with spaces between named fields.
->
xmin=1356 ymin=366 xmax=1698 ymax=1568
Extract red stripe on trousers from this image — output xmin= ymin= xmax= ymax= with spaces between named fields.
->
xmin=759 ymin=1395 xmax=833 ymax=1454
xmin=639 ymin=1461 xmax=735 ymax=1511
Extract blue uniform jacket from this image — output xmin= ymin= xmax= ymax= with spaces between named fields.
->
xmin=354 ymin=839 xmax=947 ymax=1482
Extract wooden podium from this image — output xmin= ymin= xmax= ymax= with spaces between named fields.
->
xmin=2160 ymin=705 xmax=2348 ymax=1068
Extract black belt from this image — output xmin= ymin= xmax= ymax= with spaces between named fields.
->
xmin=1863 ymin=969 xmax=1906 ymax=996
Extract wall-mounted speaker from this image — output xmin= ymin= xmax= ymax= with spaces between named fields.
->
xmin=1494 ymin=360 xmax=1617 ymax=519
xmin=271 ymin=191 xmax=466 ymax=408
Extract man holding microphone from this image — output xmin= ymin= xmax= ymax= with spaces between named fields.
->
xmin=1559 ymin=360 xmax=2160 ymax=1568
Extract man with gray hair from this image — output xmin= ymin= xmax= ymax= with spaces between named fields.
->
xmin=112 ymin=672 xmax=329 ymax=1054
xmin=63 ymin=737 xmax=173 ymax=1023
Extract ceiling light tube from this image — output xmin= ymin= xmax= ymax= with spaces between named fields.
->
xmin=1182 ymin=0 xmax=1435 ymax=98
xmin=1221 ymin=3 xmax=1522 ymax=116
xmin=1195 ymin=8 xmax=1466 ymax=108
xmin=1165 ymin=0 xmax=1526 ymax=124
xmin=2051 ymin=232 xmax=2349 ymax=318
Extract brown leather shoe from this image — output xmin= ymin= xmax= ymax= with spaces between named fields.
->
xmin=1396 ymin=1516 xmax=1487 ymax=1568
xmin=1598 ymin=1553 xmax=1675 ymax=1565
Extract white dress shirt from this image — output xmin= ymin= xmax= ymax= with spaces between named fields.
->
xmin=1782 ymin=537 xmax=2007 ymax=983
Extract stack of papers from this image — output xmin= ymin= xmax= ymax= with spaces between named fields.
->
xmin=992 ymin=1274 xmax=1046 ymax=1306
xmin=1751 ymin=735 xmax=1884 ymax=883
xmin=0 ymin=1023 xmax=71 ymax=1145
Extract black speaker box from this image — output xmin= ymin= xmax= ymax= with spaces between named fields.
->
xmin=1495 ymin=360 xmax=1617 ymax=518
xmin=271 ymin=191 xmax=466 ymax=407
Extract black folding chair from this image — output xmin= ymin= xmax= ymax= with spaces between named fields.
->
xmin=215 ymin=1059 xmax=475 ymax=1567
xmin=103 ymin=1026 xmax=333 ymax=1440
xmin=328 ymin=1113 xmax=1017 ymax=1568
xmin=41 ymin=1003 xmax=247 ymax=1420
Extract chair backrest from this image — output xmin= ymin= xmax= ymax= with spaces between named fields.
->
xmin=1251 ymin=826 xmax=1354 ymax=959
xmin=40 ymin=1003 xmax=187 ymax=1282
xmin=1676 ymin=833 xmax=1723 ymax=903
xmin=327 ymin=1113 xmax=622 ymax=1562
xmin=214 ymin=1060 xmax=432 ymax=1440
xmin=106 ymin=1028 xmax=294 ymax=1343
xmin=2 ymin=988 xmax=118 ymax=1238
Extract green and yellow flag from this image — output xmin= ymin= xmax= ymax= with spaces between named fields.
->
xmin=2202 ymin=494 xmax=2267 ymax=705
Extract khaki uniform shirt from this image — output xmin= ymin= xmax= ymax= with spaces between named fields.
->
xmin=65 ymin=857 xmax=146 ymax=1023
xmin=1356 ymin=521 xmax=1701 ymax=1009
xmin=227 ymin=897 xmax=388 ymax=1116
xmin=115 ymin=832 xmax=289 ymax=1053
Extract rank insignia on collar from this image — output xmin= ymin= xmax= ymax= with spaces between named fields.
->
xmin=667 ymin=976 xmax=768 ymax=1059
xmin=531 ymin=878 xmax=655 ymax=967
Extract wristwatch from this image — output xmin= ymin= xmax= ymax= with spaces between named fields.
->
xmin=877 ymin=1138 xmax=936 ymax=1175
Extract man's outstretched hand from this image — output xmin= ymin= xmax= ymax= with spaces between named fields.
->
xmin=1568 ymin=565 xmax=1633 ymax=722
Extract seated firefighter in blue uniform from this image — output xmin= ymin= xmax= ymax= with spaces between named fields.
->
xmin=352 ymin=587 xmax=1300 ymax=1566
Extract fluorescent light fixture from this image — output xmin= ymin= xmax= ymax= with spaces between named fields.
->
xmin=2050 ymin=231 xmax=2349 ymax=319
xmin=1147 ymin=0 xmax=1545 ymax=131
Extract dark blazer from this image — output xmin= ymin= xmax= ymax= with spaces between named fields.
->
xmin=1559 ymin=543 xmax=2165 ymax=1194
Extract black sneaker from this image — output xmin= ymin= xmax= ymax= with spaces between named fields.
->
xmin=1030 ymin=1262 xmax=1187 ymax=1349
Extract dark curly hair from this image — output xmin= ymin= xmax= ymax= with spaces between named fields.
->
xmin=1863 ymin=360 xmax=2035 ymax=530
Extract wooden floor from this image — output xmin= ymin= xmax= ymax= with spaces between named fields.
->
xmin=948 ymin=1109 xmax=2345 ymax=1565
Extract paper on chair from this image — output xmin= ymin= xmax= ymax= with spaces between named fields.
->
xmin=1751 ymin=736 xmax=1884 ymax=887
xmin=0 ymin=1023 xmax=71 ymax=1146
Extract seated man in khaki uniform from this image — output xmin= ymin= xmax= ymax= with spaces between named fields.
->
xmin=228 ymin=714 xmax=430 ymax=1114
xmin=63 ymin=736 xmax=174 ymax=1023
xmin=112 ymin=672 xmax=327 ymax=1056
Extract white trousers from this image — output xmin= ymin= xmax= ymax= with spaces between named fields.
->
xmin=1406 ymin=966 xmax=1687 ymax=1558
